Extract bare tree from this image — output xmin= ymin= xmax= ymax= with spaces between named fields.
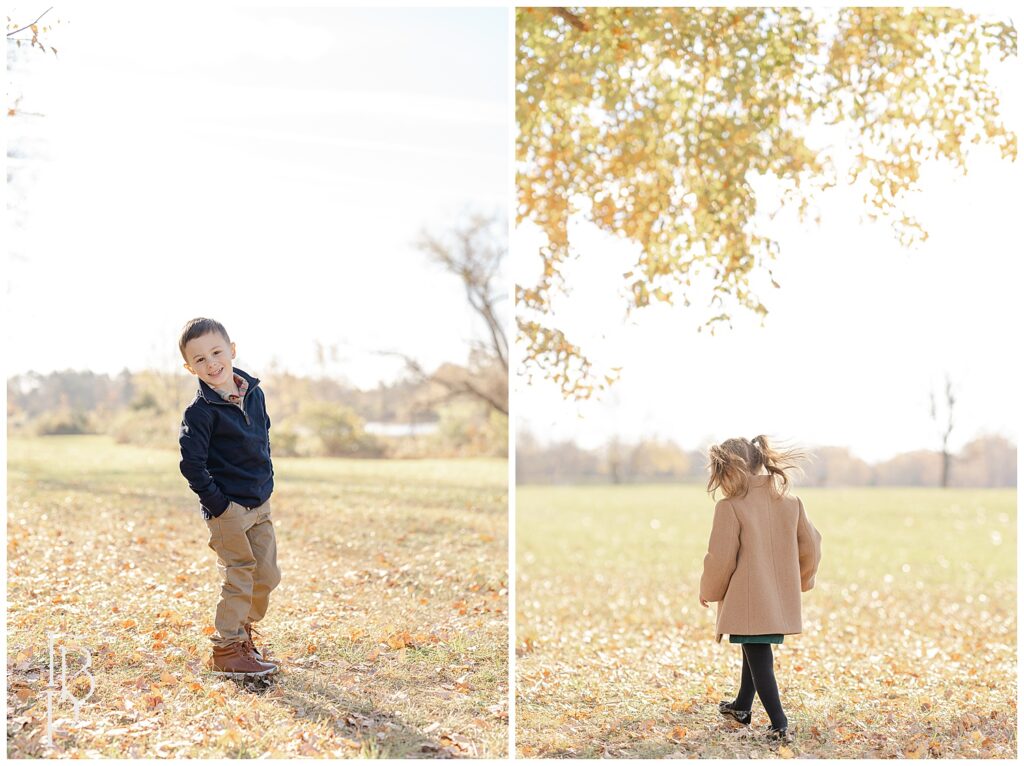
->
xmin=418 ymin=212 xmax=508 ymax=371
xmin=930 ymin=374 xmax=956 ymax=488
xmin=605 ymin=436 xmax=624 ymax=485
xmin=390 ymin=211 xmax=508 ymax=415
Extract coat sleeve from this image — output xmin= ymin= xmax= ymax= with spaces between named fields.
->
xmin=796 ymin=496 xmax=822 ymax=592
xmin=699 ymin=499 xmax=741 ymax=602
xmin=178 ymin=406 xmax=230 ymax=516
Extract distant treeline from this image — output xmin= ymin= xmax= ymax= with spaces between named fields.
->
xmin=7 ymin=368 xmax=507 ymax=459
xmin=517 ymin=431 xmax=1015 ymax=488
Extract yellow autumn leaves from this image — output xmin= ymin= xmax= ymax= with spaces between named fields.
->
xmin=516 ymin=7 xmax=1016 ymax=397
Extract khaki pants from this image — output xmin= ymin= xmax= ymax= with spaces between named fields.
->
xmin=204 ymin=499 xmax=281 ymax=647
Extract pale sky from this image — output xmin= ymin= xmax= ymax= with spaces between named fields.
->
xmin=515 ymin=48 xmax=1021 ymax=463
xmin=6 ymin=4 xmax=508 ymax=387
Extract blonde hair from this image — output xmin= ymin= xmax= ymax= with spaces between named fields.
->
xmin=706 ymin=435 xmax=806 ymax=499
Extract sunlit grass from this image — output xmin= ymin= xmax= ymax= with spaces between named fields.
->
xmin=7 ymin=436 xmax=508 ymax=759
xmin=516 ymin=483 xmax=1016 ymax=758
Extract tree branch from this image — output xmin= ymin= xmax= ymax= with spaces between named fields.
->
xmin=376 ymin=349 xmax=508 ymax=416
xmin=7 ymin=6 xmax=53 ymax=37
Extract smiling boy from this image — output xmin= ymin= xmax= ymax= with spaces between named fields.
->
xmin=178 ymin=317 xmax=281 ymax=678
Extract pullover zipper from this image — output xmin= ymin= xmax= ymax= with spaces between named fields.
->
xmin=202 ymin=381 xmax=256 ymax=425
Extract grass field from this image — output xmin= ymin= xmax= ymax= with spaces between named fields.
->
xmin=7 ymin=436 xmax=508 ymax=759
xmin=516 ymin=483 xmax=1016 ymax=759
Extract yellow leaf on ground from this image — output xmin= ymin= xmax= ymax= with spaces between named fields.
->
xmin=778 ymin=745 xmax=794 ymax=758
xmin=387 ymin=632 xmax=409 ymax=650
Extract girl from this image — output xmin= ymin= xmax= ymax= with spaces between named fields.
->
xmin=698 ymin=436 xmax=822 ymax=744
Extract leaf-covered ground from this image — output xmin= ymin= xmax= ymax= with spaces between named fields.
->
xmin=516 ymin=484 xmax=1016 ymax=758
xmin=7 ymin=436 xmax=508 ymax=759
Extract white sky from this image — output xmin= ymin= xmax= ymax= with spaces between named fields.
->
xmin=515 ymin=48 xmax=1022 ymax=463
xmin=6 ymin=4 xmax=508 ymax=388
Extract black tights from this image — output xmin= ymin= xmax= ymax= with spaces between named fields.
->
xmin=733 ymin=643 xmax=788 ymax=730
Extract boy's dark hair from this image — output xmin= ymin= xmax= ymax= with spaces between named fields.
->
xmin=179 ymin=318 xmax=231 ymax=361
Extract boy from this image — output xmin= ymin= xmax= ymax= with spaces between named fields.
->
xmin=177 ymin=317 xmax=281 ymax=678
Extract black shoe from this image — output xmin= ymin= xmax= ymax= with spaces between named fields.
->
xmin=718 ymin=700 xmax=752 ymax=726
xmin=763 ymin=723 xmax=792 ymax=743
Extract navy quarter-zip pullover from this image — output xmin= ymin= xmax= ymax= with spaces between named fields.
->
xmin=178 ymin=367 xmax=274 ymax=519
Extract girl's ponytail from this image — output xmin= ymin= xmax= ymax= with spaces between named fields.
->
xmin=751 ymin=435 xmax=797 ymax=495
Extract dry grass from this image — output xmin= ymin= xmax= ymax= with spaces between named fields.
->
xmin=7 ymin=436 xmax=508 ymax=758
xmin=516 ymin=483 xmax=1016 ymax=758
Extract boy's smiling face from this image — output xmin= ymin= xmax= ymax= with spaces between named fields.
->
xmin=183 ymin=331 xmax=236 ymax=389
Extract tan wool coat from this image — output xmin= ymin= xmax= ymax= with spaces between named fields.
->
xmin=699 ymin=474 xmax=822 ymax=643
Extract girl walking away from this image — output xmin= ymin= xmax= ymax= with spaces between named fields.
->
xmin=699 ymin=436 xmax=822 ymax=744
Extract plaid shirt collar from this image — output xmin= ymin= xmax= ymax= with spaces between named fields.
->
xmin=211 ymin=373 xmax=249 ymax=409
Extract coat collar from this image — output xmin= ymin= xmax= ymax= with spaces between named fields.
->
xmin=197 ymin=366 xmax=260 ymax=405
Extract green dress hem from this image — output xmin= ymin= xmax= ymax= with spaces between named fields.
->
xmin=728 ymin=634 xmax=784 ymax=644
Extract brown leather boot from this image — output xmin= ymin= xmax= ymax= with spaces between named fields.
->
xmin=208 ymin=640 xmax=278 ymax=677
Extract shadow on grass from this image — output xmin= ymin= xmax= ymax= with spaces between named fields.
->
xmin=537 ymin=715 xmax=778 ymax=759
xmin=278 ymin=474 xmax=507 ymax=512
xmin=10 ymin=475 xmax=184 ymax=503
xmin=263 ymin=668 xmax=441 ymax=759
